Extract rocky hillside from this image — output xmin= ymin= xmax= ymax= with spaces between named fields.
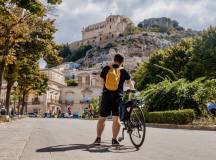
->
xmin=77 ymin=31 xmax=196 ymax=71
xmin=68 ymin=18 xmax=198 ymax=71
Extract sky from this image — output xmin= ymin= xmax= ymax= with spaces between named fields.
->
xmin=52 ymin=0 xmax=216 ymax=44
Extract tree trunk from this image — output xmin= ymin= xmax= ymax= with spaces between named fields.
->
xmin=20 ymin=93 xmax=26 ymax=115
xmin=5 ymin=82 xmax=13 ymax=115
xmin=0 ymin=60 xmax=5 ymax=97
xmin=17 ymin=97 xmax=21 ymax=115
xmin=25 ymin=102 xmax=28 ymax=114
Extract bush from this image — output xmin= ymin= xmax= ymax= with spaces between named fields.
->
xmin=91 ymin=98 xmax=100 ymax=117
xmin=140 ymin=78 xmax=216 ymax=116
xmin=145 ymin=109 xmax=195 ymax=124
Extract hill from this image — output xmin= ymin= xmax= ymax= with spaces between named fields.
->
xmin=61 ymin=17 xmax=198 ymax=71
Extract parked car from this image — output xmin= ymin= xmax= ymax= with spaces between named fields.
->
xmin=28 ymin=112 xmax=37 ymax=118
xmin=43 ymin=112 xmax=51 ymax=118
xmin=73 ymin=112 xmax=81 ymax=119
xmin=59 ymin=113 xmax=66 ymax=118
xmin=0 ymin=107 xmax=6 ymax=115
xmin=207 ymin=102 xmax=216 ymax=115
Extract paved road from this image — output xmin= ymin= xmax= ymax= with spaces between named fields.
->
xmin=0 ymin=118 xmax=216 ymax=160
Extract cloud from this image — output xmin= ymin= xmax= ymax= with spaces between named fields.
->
xmin=52 ymin=0 xmax=216 ymax=43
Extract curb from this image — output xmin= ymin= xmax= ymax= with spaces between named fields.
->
xmin=146 ymin=123 xmax=216 ymax=131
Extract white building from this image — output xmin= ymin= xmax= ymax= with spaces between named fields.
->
xmin=27 ymin=66 xmax=102 ymax=115
xmin=27 ymin=68 xmax=66 ymax=114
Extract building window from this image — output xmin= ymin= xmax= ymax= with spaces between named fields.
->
xmin=110 ymin=18 xmax=111 ymax=22
xmin=110 ymin=25 xmax=112 ymax=29
xmin=112 ymin=34 xmax=114 ymax=38
xmin=100 ymin=37 xmax=102 ymax=41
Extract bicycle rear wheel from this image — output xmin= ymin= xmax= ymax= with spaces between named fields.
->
xmin=128 ymin=105 xmax=146 ymax=148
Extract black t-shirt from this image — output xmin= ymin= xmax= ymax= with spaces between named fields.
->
xmin=100 ymin=64 xmax=131 ymax=92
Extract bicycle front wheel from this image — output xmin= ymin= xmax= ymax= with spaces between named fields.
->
xmin=129 ymin=105 xmax=146 ymax=148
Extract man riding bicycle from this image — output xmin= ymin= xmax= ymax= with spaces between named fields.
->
xmin=94 ymin=54 xmax=135 ymax=146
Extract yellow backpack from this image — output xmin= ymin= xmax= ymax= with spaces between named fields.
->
xmin=105 ymin=65 xmax=122 ymax=91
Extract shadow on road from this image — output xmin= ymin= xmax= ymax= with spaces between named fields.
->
xmin=36 ymin=143 xmax=139 ymax=153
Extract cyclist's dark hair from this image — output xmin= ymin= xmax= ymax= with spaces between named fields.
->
xmin=114 ymin=54 xmax=124 ymax=64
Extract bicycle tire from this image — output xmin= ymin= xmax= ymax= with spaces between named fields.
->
xmin=128 ymin=105 xmax=146 ymax=148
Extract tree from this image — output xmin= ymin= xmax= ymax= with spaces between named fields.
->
xmin=65 ymin=45 xmax=92 ymax=62
xmin=59 ymin=44 xmax=72 ymax=59
xmin=184 ymin=26 xmax=216 ymax=80
xmin=0 ymin=9 xmax=61 ymax=114
xmin=16 ymin=64 xmax=48 ymax=114
xmin=0 ymin=0 xmax=61 ymax=111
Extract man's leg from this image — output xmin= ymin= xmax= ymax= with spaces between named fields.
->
xmin=97 ymin=116 xmax=106 ymax=138
xmin=112 ymin=116 xmax=121 ymax=139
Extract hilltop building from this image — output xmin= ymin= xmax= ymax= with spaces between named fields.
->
xmin=70 ymin=15 xmax=133 ymax=49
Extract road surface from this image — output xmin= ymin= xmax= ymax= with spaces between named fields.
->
xmin=0 ymin=118 xmax=216 ymax=160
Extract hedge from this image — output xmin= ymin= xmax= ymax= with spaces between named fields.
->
xmin=145 ymin=109 xmax=195 ymax=124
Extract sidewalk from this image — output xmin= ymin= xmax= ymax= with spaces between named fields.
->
xmin=0 ymin=118 xmax=36 ymax=160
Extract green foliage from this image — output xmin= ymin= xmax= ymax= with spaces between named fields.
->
xmin=145 ymin=109 xmax=195 ymax=124
xmin=141 ymin=79 xmax=198 ymax=112
xmin=185 ymin=26 xmax=216 ymax=80
xmin=193 ymin=79 xmax=216 ymax=103
xmin=141 ymin=78 xmax=216 ymax=116
xmin=0 ymin=1 xmax=61 ymax=113
xmin=0 ymin=0 xmax=62 ymax=16
xmin=64 ymin=45 xmax=92 ymax=62
xmin=60 ymin=44 xmax=72 ymax=59
xmin=91 ymin=98 xmax=100 ymax=117
xmin=134 ymin=25 xmax=216 ymax=120
xmin=134 ymin=38 xmax=195 ymax=90
xmin=65 ymin=79 xmax=78 ymax=86
xmin=125 ymin=24 xmax=144 ymax=35
xmin=134 ymin=26 xmax=216 ymax=89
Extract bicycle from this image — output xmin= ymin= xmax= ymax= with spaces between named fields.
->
xmin=118 ymin=90 xmax=146 ymax=149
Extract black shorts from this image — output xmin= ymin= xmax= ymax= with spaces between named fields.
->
xmin=100 ymin=91 xmax=122 ymax=117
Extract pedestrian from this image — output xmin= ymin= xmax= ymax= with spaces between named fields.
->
xmin=93 ymin=54 xmax=135 ymax=146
